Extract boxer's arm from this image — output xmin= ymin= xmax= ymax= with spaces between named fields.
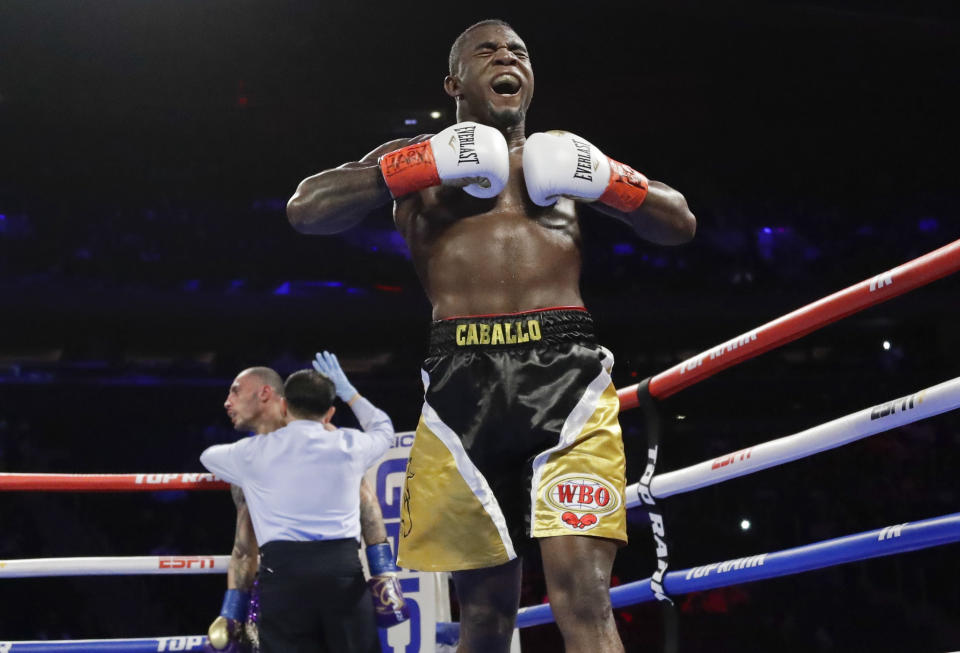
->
xmin=590 ymin=180 xmax=696 ymax=246
xmin=207 ymin=485 xmax=256 ymax=650
xmin=359 ymin=477 xmax=388 ymax=547
xmin=227 ymin=485 xmax=258 ymax=592
xmin=286 ymin=136 xmax=430 ymax=235
xmin=360 ymin=476 xmax=410 ymax=627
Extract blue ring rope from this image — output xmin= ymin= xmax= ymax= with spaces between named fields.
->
xmin=5 ymin=512 xmax=959 ymax=650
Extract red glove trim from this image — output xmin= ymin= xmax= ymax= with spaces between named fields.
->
xmin=378 ymin=141 xmax=442 ymax=198
xmin=599 ymin=158 xmax=649 ymax=213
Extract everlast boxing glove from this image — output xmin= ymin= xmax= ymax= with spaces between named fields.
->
xmin=379 ymin=121 xmax=509 ymax=199
xmin=522 ymin=130 xmax=649 ymax=212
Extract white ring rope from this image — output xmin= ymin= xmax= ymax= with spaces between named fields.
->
xmin=0 ymin=555 xmax=228 ymax=578
xmin=626 ymin=374 xmax=960 ymax=507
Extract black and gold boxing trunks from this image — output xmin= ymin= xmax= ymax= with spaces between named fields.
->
xmin=397 ymin=307 xmax=627 ymax=572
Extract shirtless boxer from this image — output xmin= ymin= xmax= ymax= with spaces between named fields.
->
xmin=286 ymin=19 xmax=695 ymax=653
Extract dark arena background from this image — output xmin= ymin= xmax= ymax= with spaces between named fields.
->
xmin=1 ymin=1 xmax=959 ymax=651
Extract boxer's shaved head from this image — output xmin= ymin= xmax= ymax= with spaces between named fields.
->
xmin=244 ymin=366 xmax=284 ymax=396
xmin=449 ymin=19 xmax=515 ymax=75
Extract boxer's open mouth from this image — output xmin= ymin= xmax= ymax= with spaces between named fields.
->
xmin=491 ymin=73 xmax=521 ymax=96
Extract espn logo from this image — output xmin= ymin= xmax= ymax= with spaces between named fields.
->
xmin=869 ymin=392 xmax=924 ymax=421
xmin=159 ymin=557 xmax=215 ymax=569
xmin=878 ymin=523 xmax=908 ymax=541
xmin=711 ymin=447 xmax=753 ymax=470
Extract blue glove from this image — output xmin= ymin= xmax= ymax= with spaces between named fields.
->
xmin=312 ymin=351 xmax=358 ymax=402
xmin=366 ymin=542 xmax=410 ymax=628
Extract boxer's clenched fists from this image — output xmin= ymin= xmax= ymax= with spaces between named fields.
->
xmin=522 ymin=130 xmax=649 ymax=212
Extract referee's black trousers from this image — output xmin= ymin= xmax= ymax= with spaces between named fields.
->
xmin=258 ymin=539 xmax=380 ymax=653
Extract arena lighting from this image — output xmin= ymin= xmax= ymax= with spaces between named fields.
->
xmin=272 ymin=280 xmax=353 ymax=296
xmin=740 ymin=519 xmax=751 ymax=531
xmin=404 ymin=118 xmax=417 ymax=125
xmin=883 ymin=340 xmax=891 ymax=350
xmin=430 ymin=111 xmax=442 ymax=119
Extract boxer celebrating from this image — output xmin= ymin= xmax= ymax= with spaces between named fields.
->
xmin=287 ymin=19 xmax=695 ymax=653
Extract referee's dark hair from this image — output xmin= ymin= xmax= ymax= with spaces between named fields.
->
xmin=284 ymin=369 xmax=337 ymax=419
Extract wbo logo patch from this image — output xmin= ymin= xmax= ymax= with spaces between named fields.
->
xmin=544 ymin=473 xmax=621 ymax=532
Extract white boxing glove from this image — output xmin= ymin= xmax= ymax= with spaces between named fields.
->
xmin=379 ymin=121 xmax=509 ymax=199
xmin=522 ymin=131 xmax=649 ymax=212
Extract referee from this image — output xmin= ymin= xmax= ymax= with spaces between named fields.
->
xmin=201 ymin=351 xmax=394 ymax=653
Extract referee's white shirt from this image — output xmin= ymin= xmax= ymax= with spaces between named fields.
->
xmin=200 ymin=397 xmax=394 ymax=547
